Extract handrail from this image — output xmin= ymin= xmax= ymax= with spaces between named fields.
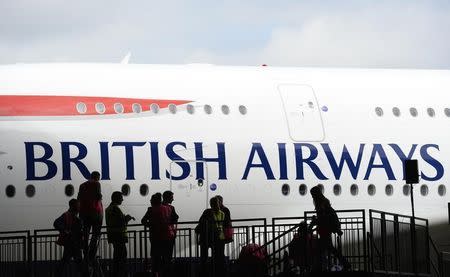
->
xmin=369 ymin=209 xmax=428 ymax=222
xmin=429 ymin=235 xmax=442 ymax=277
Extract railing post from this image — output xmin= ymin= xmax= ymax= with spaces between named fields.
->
xmin=394 ymin=214 xmax=400 ymax=274
xmin=369 ymin=210 xmax=375 ymax=272
xmin=426 ymin=219 xmax=430 ymax=275
xmin=362 ymin=209 xmax=367 ymax=272
xmin=271 ymin=218 xmax=276 ymax=275
xmin=438 ymin=251 xmax=444 ymax=277
xmin=410 ymin=216 xmax=418 ymax=276
xmin=380 ymin=212 xmax=386 ymax=271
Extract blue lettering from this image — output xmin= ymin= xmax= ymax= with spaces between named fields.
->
xmin=294 ymin=143 xmax=327 ymax=180
xmin=389 ymin=144 xmax=417 ymax=180
xmin=25 ymin=142 xmax=57 ymax=181
xmin=278 ymin=143 xmax=288 ymax=180
xmin=112 ymin=142 xmax=146 ymax=180
xmin=420 ymin=144 xmax=444 ymax=181
xmin=61 ymin=142 xmax=90 ymax=180
xmin=165 ymin=142 xmax=190 ymax=180
xmin=364 ymin=144 xmax=395 ymax=180
xmin=322 ymin=144 xmax=365 ymax=180
xmin=99 ymin=142 xmax=110 ymax=180
xmin=195 ymin=142 xmax=227 ymax=180
xmin=149 ymin=142 xmax=160 ymax=180
xmin=242 ymin=143 xmax=275 ymax=180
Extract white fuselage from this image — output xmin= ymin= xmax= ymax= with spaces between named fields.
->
xmin=0 ymin=64 xmax=448 ymax=247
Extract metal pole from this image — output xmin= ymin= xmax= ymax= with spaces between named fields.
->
xmin=410 ymin=184 xmax=415 ymax=220
xmin=410 ymin=183 xmax=418 ymax=276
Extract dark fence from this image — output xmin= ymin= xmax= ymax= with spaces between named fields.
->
xmin=1 ymin=218 xmax=267 ymax=277
xmin=0 ymin=231 xmax=31 ymax=277
xmin=2 ymin=209 xmax=437 ymax=277
xmin=439 ymin=251 xmax=450 ymax=277
xmin=305 ymin=209 xmax=367 ymax=272
xmin=369 ymin=209 xmax=430 ymax=276
xmin=257 ymin=210 xmax=367 ymax=275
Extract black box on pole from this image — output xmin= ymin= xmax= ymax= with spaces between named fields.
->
xmin=404 ymin=159 xmax=419 ymax=184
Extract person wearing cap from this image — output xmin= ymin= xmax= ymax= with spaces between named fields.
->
xmin=105 ymin=191 xmax=135 ymax=277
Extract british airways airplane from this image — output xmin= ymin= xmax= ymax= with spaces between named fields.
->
xmin=0 ymin=63 xmax=448 ymax=248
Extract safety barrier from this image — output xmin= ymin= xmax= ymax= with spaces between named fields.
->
xmin=369 ymin=209 xmax=430 ymax=276
xmin=0 ymin=209 xmax=438 ymax=277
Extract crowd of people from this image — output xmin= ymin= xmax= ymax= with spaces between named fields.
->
xmin=53 ymin=171 xmax=349 ymax=277
xmin=53 ymin=171 xmax=234 ymax=277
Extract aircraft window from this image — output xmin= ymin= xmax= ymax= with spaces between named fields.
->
xmin=140 ymin=184 xmax=149 ymax=196
xmin=350 ymin=184 xmax=358 ymax=196
xmin=281 ymin=184 xmax=290 ymax=196
xmin=420 ymin=184 xmax=429 ymax=196
xmin=204 ymin=105 xmax=212 ymax=114
xmin=121 ymin=184 xmax=130 ymax=196
xmin=132 ymin=103 xmax=142 ymax=113
xmin=403 ymin=185 xmax=410 ymax=196
xmin=26 ymin=184 xmax=36 ymax=198
xmin=392 ymin=107 xmax=401 ymax=117
xmin=95 ymin=103 xmax=106 ymax=114
xmin=168 ymin=104 xmax=177 ymax=114
xmin=368 ymin=184 xmax=376 ymax=196
xmin=150 ymin=103 xmax=160 ymax=114
xmin=65 ymin=184 xmax=74 ymax=197
xmin=299 ymin=184 xmax=307 ymax=196
xmin=5 ymin=185 xmax=15 ymax=198
xmin=445 ymin=108 xmax=450 ymax=117
xmin=317 ymin=184 xmax=324 ymax=194
xmin=427 ymin=108 xmax=435 ymax=117
xmin=239 ymin=105 xmax=247 ymax=115
xmin=76 ymin=102 xmax=87 ymax=114
xmin=333 ymin=184 xmax=341 ymax=196
xmin=385 ymin=184 xmax=393 ymax=196
xmin=221 ymin=105 xmax=230 ymax=115
xmin=409 ymin=107 xmax=418 ymax=117
xmin=114 ymin=103 xmax=124 ymax=114
xmin=375 ymin=107 xmax=383 ymax=117
xmin=438 ymin=185 xmax=446 ymax=196
xmin=187 ymin=104 xmax=195 ymax=114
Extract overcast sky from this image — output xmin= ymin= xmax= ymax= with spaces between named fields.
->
xmin=1 ymin=0 xmax=450 ymax=68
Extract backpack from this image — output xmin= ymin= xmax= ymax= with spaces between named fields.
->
xmin=328 ymin=208 xmax=342 ymax=235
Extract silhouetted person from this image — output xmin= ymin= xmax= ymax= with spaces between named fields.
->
xmin=77 ymin=171 xmax=103 ymax=264
xmin=142 ymin=193 xmax=174 ymax=277
xmin=288 ymin=221 xmax=318 ymax=274
xmin=216 ymin=195 xmax=233 ymax=243
xmin=162 ymin=190 xmax=179 ymax=275
xmin=238 ymin=243 xmax=268 ymax=277
xmin=196 ymin=197 xmax=226 ymax=277
xmin=105 ymin=191 xmax=135 ymax=277
xmin=54 ymin=199 xmax=84 ymax=276
xmin=309 ymin=186 xmax=350 ymax=271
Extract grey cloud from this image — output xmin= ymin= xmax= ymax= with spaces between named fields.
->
xmin=1 ymin=1 xmax=450 ymax=68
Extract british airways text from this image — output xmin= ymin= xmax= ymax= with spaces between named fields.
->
xmin=24 ymin=142 xmax=444 ymax=182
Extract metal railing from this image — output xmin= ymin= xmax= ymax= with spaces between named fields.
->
xmin=369 ymin=209 xmax=431 ymax=276
xmin=0 ymin=230 xmax=31 ymax=277
xmin=1 ymin=209 xmax=440 ymax=277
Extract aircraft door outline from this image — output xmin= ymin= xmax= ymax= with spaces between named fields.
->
xmin=169 ymin=160 xmax=209 ymax=218
xmin=278 ymin=84 xmax=325 ymax=142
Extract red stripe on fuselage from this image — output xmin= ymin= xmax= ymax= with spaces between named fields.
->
xmin=0 ymin=95 xmax=191 ymax=116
